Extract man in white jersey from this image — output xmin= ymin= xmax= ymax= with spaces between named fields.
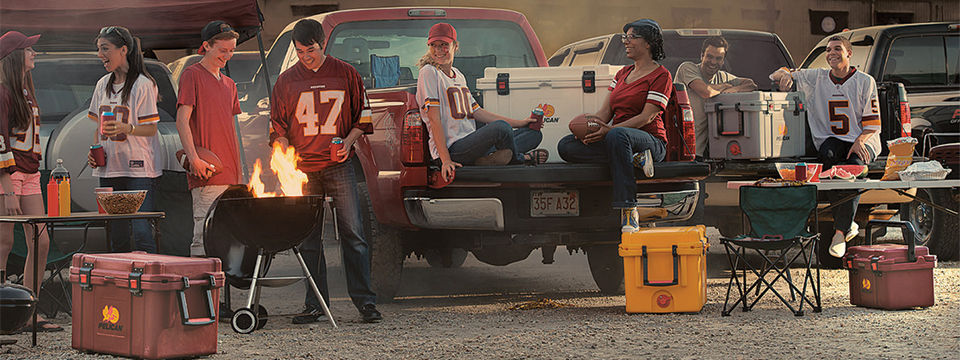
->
xmin=770 ymin=35 xmax=881 ymax=258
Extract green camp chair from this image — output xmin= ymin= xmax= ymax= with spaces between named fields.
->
xmin=720 ymin=185 xmax=822 ymax=316
xmin=6 ymin=222 xmax=94 ymax=318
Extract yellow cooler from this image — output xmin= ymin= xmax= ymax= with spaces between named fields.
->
xmin=619 ymin=225 xmax=708 ymax=313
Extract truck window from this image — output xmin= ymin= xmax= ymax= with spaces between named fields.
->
xmin=327 ymin=19 xmax=538 ymax=90
xmin=548 ymin=48 xmax=570 ymax=66
xmin=946 ymin=35 xmax=959 ymax=85
xmin=569 ymin=41 xmax=604 ymax=67
xmin=882 ymin=36 xmax=947 ymax=86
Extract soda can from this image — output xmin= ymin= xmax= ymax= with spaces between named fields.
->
xmin=330 ymin=137 xmax=344 ymax=162
xmin=530 ymin=106 xmax=545 ymax=130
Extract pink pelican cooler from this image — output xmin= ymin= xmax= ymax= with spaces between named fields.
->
xmin=70 ymin=252 xmax=224 ymax=359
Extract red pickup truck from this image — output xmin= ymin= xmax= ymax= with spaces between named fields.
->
xmin=239 ymin=7 xmax=708 ymax=300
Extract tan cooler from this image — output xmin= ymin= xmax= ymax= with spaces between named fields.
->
xmin=705 ymin=91 xmax=806 ymax=160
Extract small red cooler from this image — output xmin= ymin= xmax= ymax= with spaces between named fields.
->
xmin=842 ymin=220 xmax=936 ymax=310
xmin=69 ymin=252 xmax=224 ymax=359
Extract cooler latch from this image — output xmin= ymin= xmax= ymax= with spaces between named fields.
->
xmin=497 ymin=73 xmax=510 ymax=95
xmin=793 ymin=100 xmax=803 ymax=116
xmin=869 ymin=256 xmax=882 ymax=277
xmin=582 ymin=70 xmax=596 ymax=93
xmin=79 ymin=262 xmax=94 ymax=291
xmin=128 ymin=267 xmax=143 ymax=296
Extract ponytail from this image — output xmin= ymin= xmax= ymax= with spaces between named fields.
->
xmin=98 ymin=26 xmax=156 ymax=105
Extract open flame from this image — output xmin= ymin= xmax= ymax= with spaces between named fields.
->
xmin=248 ymin=142 xmax=308 ymax=197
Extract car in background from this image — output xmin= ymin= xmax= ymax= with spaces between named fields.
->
xmin=547 ymin=29 xmax=794 ymax=90
xmin=34 ymin=52 xmax=182 ymax=211
xmin=167 ymin=50 xmax=263 ymax=86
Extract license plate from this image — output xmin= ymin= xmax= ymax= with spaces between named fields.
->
xmin=530 ymin=190 xmax=579 ymax=217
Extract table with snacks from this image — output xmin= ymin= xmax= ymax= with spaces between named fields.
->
xmin=726 ymin=179 xmax=960 ymax=216
xmin=0 ymin=211 xmax=165 ymax=347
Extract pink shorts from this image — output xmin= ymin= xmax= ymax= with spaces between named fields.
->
xmin=0 ymin=171 xmax=42 ymax=196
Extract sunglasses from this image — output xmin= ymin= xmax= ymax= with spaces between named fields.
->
xmin=99 ymin=26 xmax=127 ymax=45
xmin=620 ymin=33 xmax=643 ymax=41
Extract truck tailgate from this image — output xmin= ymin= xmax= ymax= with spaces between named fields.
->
xmin=448 ymin=161 xmax=709 ymax=184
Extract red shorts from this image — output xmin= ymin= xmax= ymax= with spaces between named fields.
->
xmin=0 ymin=171 xmax=42 ymax=196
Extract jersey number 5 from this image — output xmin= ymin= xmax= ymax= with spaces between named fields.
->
xmin=828 ymin=100 xmax=850 ymax=135
xmin=296 ymin=90 xmax=344 ymax=136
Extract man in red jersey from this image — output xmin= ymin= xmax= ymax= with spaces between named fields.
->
xmin=269 ymin=19 xmax=381 ymax=324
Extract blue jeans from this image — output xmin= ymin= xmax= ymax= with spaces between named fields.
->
xmin=557 ymin=127 xmax=666 ymax=208
xmin=487 ymin=127 xmax=543 ymax=158
xmin=449 ymin=120 xmax=525 ymax=164
xmin=818 ymin=137 xmax=874 ymax=232
xmin=300 ymin=158 xmax=376 ymax=311
xmin=98 ymin=177 xmax=158 ymax=253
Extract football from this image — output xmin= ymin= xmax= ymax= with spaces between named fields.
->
xmin=176 ymin=147 xmax=223 ymax=175
xmin=568 ymin=113 xmax=602 ymax=141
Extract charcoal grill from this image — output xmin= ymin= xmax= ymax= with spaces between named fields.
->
xmin=203 ymin=187 xmax=337 ymax=333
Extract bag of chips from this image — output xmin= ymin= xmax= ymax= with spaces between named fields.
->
xmin=881 ymin=137 xmax=918 ymax=180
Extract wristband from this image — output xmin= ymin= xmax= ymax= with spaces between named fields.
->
xmin=1 ymin=192 xmax=15 ymax=197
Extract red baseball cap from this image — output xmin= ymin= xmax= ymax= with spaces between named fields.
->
xmin=428 ymin=23 xmax=456 ymax=44
xmin=0 ymin=31 xmax=40 ymax=60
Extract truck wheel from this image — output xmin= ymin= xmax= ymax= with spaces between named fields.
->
xmin=423 ymin=248 xmax=468 ymax=268
xmin=358 ymin=183 xmax=404 ymax=302
xmin=902 ymin=188 xmax=959 ymax=261
xmin=586 ymin=244 xmax=624 ymax=295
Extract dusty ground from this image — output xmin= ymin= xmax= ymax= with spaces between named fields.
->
xmin=3 ymin=229 xmax=959 ymax=359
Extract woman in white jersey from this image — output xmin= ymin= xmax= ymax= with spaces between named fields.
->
xmin=416 ymin=23 xmax=547 ymax=182
xmin=86 ymin=26 xmax=162 ymax=253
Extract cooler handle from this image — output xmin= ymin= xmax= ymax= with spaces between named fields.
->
xmin=641 ymin=245 xmax=679 ymax=287
xmin=177 ymin=275 xmax=217 ymax=326
xmin=865 ymin=219 xmax=917 ymax=262
xmin=715 ymin=103 xmax=745 ymax=136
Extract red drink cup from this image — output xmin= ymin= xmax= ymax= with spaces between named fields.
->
xmin=100 ymin=111 xmax=126 ymax=141
xmin=330 ymin=137 xmax=344 ymax=162
xmin=530 ymin=107 xmax=545 ymax=130
xmin=795 ymin=162 xmax=807 ymax=182
xmin=90 ymin=144 xmax=106 ymax=167
xmin=95 ymin=187 xmax=113 ymax=214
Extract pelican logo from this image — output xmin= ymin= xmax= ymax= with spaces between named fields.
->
xmin=861 ymin=278 xmax=871 ymax=291
xmin=537 ymin=103 xmax=560 ymax=123
xmin=779 ymin=123 xmax=789 ymax=140
xmin=728 ymin=141 xmax=742 ymax=156
xmin=98 ymin=305 xmax=122 ymax=331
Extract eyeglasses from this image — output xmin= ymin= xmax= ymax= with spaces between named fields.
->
xmin=620 ymin=33 xmax=643 ymax=42
xmin=99 ymin=26 xmax=126 ymax=45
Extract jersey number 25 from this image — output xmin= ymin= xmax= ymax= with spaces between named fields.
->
xmin=296 ymin=90 xmax=344 ymax=136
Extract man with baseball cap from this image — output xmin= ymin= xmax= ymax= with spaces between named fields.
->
xmin=175 ymin=20 xmax=242 ymax=257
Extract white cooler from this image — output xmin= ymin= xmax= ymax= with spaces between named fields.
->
xmin=705 ymin=91 xmax=806 ymax=160
xmin=477 ymin=65 xmax=620 ymax=163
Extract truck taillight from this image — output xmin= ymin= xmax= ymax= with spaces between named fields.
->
xmin=896 ymin=83 xmax=911 ymax=137
xmin=401 ymin=110 xmax=426 ymax=165
xmin=681 ymin=105 xmax=696 ymax=160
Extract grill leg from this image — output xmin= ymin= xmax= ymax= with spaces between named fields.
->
xmin=293 ymin=247 xmax=337 ymax=328
xmin=246 ymin=249 xmax=265 ymax=309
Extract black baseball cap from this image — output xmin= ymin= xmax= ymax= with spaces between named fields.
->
xmin=623 ymin=19 xmax=662 ymax=34
xmin=199 ymin=20 xmax=235 ymax=54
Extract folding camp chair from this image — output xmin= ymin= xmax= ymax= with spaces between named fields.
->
xmin=7 ymin=222 xmax=94 ymax=318
xmin=720 ymin=185 xmax=822 ymax=316
xmin=370 ymin=54 xmax=400 ymax=88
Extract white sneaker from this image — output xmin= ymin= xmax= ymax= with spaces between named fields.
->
xmin=632 ymin=149 xmax=654 ymax=178
xmin=845 ymin=222 xmax=859 ymax=242
xmin=620 ymin=207 xmax=640 ymax=233
xmin=829 ymin=231 xmax=846 ymax=258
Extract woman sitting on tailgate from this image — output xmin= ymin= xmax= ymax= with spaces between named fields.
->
xmin=86 ymin=26 xmax=162 ymax=253
xmin=416 ymin=22 xmax=547 ymax=182
xmin=557 ymin=19 xmax=671 ymax=233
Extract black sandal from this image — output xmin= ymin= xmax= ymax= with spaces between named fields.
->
xmin=523 ymin=149 xmax=549 ymax=165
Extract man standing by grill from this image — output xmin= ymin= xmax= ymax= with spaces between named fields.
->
xmin=269 ymin=19 xmax=382 ymax=324
xmin=176 ymin=21 xmax=242 ymax=257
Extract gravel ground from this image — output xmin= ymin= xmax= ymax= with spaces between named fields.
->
xmin=3 ymin=229 xmax=958 ymax=359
